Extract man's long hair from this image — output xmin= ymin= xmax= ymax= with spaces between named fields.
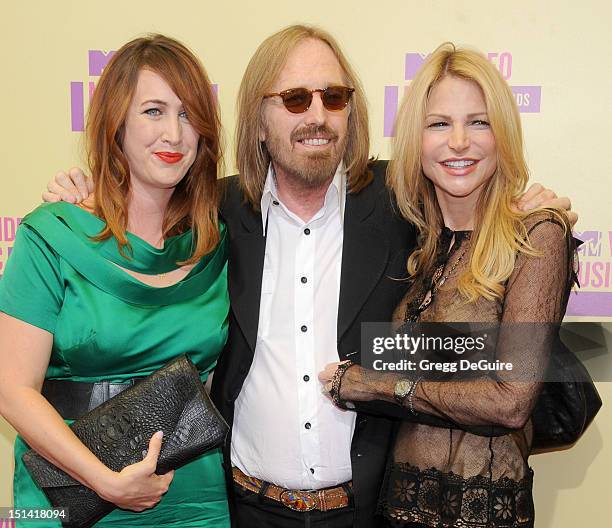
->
xmin=236 ymin=24 xmax=372 ymax=209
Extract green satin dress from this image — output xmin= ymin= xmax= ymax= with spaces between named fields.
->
xmin=0 ymin=202 xmax=230 ymax=527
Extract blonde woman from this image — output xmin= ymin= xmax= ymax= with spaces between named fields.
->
xmin=319 ymin=44 xmax=576 ymax=528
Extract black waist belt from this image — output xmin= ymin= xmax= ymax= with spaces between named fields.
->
xmin=42 ymin=379 xmax=140 ymax=420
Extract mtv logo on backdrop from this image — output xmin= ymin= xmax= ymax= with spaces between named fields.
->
xmin=575 ymin=230 xmax=603 ymax=257
xmin=384 ymin=50 xmax=542 ymax=137
xmin=70 ymin=50 xmax=116 ymax=132
xmin=88 ymin=50 xmax=115 ymax=76
xmin=404 ymin=53 xmax=428 ymax=80
xmin=566 ymin=229 xmax=612 ymax=317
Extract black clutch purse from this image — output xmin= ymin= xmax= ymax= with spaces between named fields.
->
xmin=22 ymin=355 xmax=229 ymax=528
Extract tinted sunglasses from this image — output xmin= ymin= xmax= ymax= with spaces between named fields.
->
xmin=263 ymin=86 xmax=355 ymax=113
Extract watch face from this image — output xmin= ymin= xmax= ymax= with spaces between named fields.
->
xmin=395 ymin=379 xmax=413 ymax=401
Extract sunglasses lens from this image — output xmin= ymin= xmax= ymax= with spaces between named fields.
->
xmin=275 ymin=87 xmax=353 ymax=113
xmin=322 ymin=87 xmax=352 ymax=110
xmin=281 ymin=89 xmax=312 ymax=113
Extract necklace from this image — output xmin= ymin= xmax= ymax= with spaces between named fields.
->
xmin=412 ymin=243 xmax=469 ymax=317
xmin=432 ymin=245 xmax=468 ymax=290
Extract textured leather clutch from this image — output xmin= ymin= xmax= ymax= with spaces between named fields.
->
xmin=22 ymin=355 xmax=229 ymax=527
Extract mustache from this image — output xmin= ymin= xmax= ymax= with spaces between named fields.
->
xmin=291 ymin=125 xmax=338 ymax=143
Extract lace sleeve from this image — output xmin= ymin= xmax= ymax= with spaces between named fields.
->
xmin=411 ymin=214 xmax=575 ymax=429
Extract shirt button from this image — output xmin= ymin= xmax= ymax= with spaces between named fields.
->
xmin=301 ymin=325 xmax=308 ymax=332
xmin=272 ymin=200 xmax=279 ymax=206
xmin=304 ymin=228 xmax=311 ymax=235
xmin=305 ymin=422 xmax=311 ymax=430
xmin=300 ymin=276 xmax=308 ymax=284
xmin=310 ymin=468 xmax=315 ymax=474
xmin=303 ymin=375 xmax=310 ymax=382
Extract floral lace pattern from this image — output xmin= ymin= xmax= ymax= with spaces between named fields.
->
xmin=381 ymin=463 xmax=534 ymax=528
xmin=380 ymin=214 xmax=576 ymax=527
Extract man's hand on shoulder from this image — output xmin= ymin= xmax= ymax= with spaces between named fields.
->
xmin=42 ymin=167 xmax=93 ymax=204
xmin=516 ymin=182 xmax=578 ymax=227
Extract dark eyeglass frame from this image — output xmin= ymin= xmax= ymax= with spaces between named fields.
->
xmin=263 ymin=86 xmax=355 ymax=114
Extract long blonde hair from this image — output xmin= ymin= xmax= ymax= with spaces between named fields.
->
xmin=388 ymin=43 xmax=569 ymax=302
xmin=236 ymin=24 xmax=372 ymax=209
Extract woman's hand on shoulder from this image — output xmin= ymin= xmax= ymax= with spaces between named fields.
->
xmin=96 ymin=431 xmax=175 ymax=512
xmin=42 ymin=168 xmax=93 ymax=204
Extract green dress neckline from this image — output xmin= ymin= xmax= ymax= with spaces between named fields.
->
xmin=23 ymin=202 xmax=227 ymax=306
xmin=44 ymin=202 xmax=196 ymax=273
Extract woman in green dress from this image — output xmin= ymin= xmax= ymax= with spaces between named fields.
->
xmin=0 ymin=35 xmax=230 ymax=527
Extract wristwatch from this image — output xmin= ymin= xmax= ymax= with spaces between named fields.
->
xmin=394 ymin=378 xmax=421 ymax=414
xmin=393 ymin=379 xmax=416 ymax=405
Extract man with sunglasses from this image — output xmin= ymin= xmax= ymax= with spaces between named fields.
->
xmin=213 ymin=25 xmax=414 ymax=528
xmin=43 ymin=24 xmax=574 ymax=528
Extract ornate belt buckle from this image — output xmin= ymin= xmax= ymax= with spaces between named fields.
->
xmin=280 ymin=490 xmax=317 ymax=512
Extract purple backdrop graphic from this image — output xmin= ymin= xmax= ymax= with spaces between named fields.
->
xmin=384 ymin=51 xmax=542 ymax=137
xmin=71 ymin=50 xmax=116 ymax=132
xmin=567 ymin=230 xmax=612 ymax=316
xmin=0 ymin=217 xmax=22 ymax=277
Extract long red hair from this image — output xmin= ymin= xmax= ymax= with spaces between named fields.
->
xmin=86 ymin=34 xmax=222 ymax=263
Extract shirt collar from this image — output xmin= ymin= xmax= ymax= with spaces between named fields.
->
xmin=260 ymin=162 xmax=346 ymax=231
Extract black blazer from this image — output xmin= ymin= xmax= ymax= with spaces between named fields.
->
xmin=211 ymin=160 xmax=416 ymax=527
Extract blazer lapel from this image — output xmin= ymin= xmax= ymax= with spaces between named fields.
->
xmin=337 ymin=185 xmax=389 ymax=352
xmin=228 ymin=206 xmax=266 ymax=353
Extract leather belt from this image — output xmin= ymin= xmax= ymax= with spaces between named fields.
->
xmin=232 ymin=467 xmax=351 ymax=512
xmin=42 ymin=379 xmax=140 ymax=420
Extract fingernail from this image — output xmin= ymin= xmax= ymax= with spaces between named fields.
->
xmin=155 ymin=431 xmax=163 ymax=439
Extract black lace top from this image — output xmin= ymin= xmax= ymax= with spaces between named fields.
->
xmin=379 ymin=212 xmax=576 ymax=528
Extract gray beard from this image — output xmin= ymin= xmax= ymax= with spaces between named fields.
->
xmin=263 ymin=120 xmax=347 ymax=189
xmin=274 ymin=152 xmax=341 ymax=189
xmin=264 ymin=141 xmax=345 ymax=190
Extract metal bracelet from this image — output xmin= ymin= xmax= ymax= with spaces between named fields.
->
xmin=407 ymin=377 xmax=422 ymax=415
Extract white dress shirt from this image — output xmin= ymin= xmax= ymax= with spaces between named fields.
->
xmin=231 ymin=163 xmax=356 ymax=490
